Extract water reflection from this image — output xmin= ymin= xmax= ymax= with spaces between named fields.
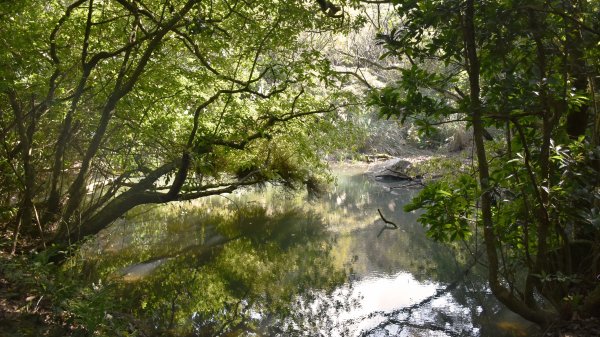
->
xmin=80 ymin=165 xmax=535 ymax=336
xmin=308 ymin=166 xmax=535 ymax=337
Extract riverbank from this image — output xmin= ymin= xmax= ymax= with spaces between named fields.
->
xmin=332 ymin=143 xmax=473 ymax=187
xmin=0 ymin=247 xmax=75 ymax=337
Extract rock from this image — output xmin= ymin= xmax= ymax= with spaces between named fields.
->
xmin=389 ymin=159 xmax=412 ymax=172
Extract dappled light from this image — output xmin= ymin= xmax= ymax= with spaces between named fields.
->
xmin=1 ymin=0 xmax=599 ymax=336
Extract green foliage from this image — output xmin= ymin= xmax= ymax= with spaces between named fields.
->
xmin=0 ymin=247 xmax=105 ymax=336
xmin=0 ymin=2 xmax=372 ymax=333
xmin=65 ymin=279 xmax=131 ymax=335
xmin=375 ymin=0 xmax=600 ymax=324
xmin=0 ymin=0 xmax=368 ymax=246
xmin=548 ymin=138 xmax=600 ymax=234
xmin=405 ymin=174 xmax=477 ymax=242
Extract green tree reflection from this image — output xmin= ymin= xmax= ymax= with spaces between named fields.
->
xmin=72 ymin=205 xmax=348 ymax=336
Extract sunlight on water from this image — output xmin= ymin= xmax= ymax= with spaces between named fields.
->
xmin=343 ymin=272 xmax=438 ymax=318
xmin=304 ymin=269 xmax=484 ymax=336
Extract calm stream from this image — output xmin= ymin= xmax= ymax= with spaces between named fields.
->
xmin=84 ymin=165 xmax=536 ymax=336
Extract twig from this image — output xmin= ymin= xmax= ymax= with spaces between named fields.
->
xmin=11 ymin=218 xmax=21 ymax=255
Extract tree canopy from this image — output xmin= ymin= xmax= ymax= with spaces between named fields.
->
xmin=0 ymin=0 xmax=362 ymax=246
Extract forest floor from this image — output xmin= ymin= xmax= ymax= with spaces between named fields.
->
xmin=541 ymin=318 xmax=600 ymax=337
xmin=0 ymin=244 xmax=74 ymax=337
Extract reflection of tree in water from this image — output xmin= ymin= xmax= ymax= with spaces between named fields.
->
xmin=323 ymin=172 xmax=535 ymax=337
xmin=325 ymin=172 xmax=459 ymax=282
xmin=348 ymin=255 xmax=536 ymax=337
xmin=77 ymin=170 xmax=533 ymax=336
xmin=353 ymin=258 xmax=477 ymax=337
xmin=78 ymin=205 xmax=351 ymax=337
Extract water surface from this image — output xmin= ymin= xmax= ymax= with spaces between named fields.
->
xmin=86 ymin=165 xmax=535 ymax=336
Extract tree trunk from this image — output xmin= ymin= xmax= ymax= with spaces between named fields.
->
xmin=45 ymin=0 xmax=95 ymax=224
xmin=8 ymin=92 xmax=35 ymax=234
xmin=564 ymin=1 xmax=589 ymax=139
xmin=59 ymin=0 xmax=199 ymax=230
xmin=463 ymin=0 xmax=555 ymax=327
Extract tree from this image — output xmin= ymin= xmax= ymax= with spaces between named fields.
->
xmin=0 ymin=0 xmax=362 ymax=247
xmin=372 ymin=0 xmax=600 ymax=327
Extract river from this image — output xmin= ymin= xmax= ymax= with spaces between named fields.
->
xmin=81 ymin=164 xmax=537 ymax=336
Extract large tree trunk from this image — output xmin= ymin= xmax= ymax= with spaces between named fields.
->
xmin=53 ymin=160 xmax=177 ymax=244
xmin=564 ymin=1 xmax=589 ymax=139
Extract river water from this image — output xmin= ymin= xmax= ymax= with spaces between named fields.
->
xmin=85 ymin=165 xmax=536 ymax=336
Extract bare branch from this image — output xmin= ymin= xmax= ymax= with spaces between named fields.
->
xmin=376 ymin=208 xmax=397 ymax=237
xmin=334 ymin=70 xmax=373 ymax=89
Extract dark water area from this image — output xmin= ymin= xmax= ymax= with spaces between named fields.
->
xmin=83 ymin=165 xmax=538 ymax=336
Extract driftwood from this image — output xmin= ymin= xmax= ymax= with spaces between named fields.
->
xmin=377 ymin=208 xmax=398 ymax=238
xmin=385 ymin=172 xmax=447 ymax=190
xmin=365 ymin=153 xmax=394 ymax=162
xmin=375 ymin=167 xmax=427 ymax=190
xmin=389 ymin=181 xmax=424 ymax=189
